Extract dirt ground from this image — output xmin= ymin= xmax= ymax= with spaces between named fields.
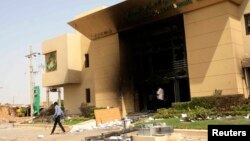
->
xmin=0 ymin=122 xmax=208 ymax=141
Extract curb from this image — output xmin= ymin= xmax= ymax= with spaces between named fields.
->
xmin=174 ymin=129 xmax=207 ymax=132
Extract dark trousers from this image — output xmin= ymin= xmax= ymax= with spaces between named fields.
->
xmin=157 ymin=99 xmax=168 ymax=109
xmin=51 ymin=115 xmax=65 ymax=134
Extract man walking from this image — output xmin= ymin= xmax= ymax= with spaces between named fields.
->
xmin=50 ymin=102 xmax=65 ymax=135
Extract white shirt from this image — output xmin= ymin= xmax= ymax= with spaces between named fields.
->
xmin=54 ymin=105 xmax=64 ymax=117
xmin=157 ymin=88 xmax=164 ymax=100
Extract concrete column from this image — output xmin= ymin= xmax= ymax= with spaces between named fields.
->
xmin=46 ymin=88 xmax=50 ymax=108
xmin=121 ymin=94 xmax=126 ymax=118
xmin=58 ymin=88 xmax=61 ymax=107
xmin=244 ymin=68 xmax=250 ymax=98
xmin=174 ymin=79 xmax=180 ymax=102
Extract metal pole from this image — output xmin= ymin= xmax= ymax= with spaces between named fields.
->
xmin=25 ymin=46 xmax=40 ymax=121
xmin=29 ymin=46 xmax=34 ymax=120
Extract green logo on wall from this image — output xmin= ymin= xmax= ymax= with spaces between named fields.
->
xmin=46 ymin=52 xmax=57 ymax=71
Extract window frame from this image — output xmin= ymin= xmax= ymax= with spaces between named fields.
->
xmin=244 ymin=13 xmax=250 ymax=35
xmin=85 ymin=54 xmax=89 ymax=68
xmin=85 ymin=88 xmax=91 ymax=103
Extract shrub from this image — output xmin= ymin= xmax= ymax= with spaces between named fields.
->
xmin=172 ymin=102 xmax=190 ymax=110
xmin=213 ymin=89 xmax=222 ymax=96
xmin=215 ymin=95 xmax=246 ymax=111
xmin=20 ymin=107 xmax=28 ymax=116
xmin=190 ymin=96 xmax=216 ymax=109
xmin=153 ymin=94 xmax=249 ymax=121
xmin=188 ymin=106 xmax=213 ymax=120
xmin=79 ymin=103 xmax=95 ymax=118
xmin=153 ymin=108 xmax=182 ymax=119
xmin=231 ymin=103 xmax=250 ymax=111
xmin=187 ymin=94 xmax=245 ymax=111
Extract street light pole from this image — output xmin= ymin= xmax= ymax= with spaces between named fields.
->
xmin=25 ymin=46 xmax=40 ymax=121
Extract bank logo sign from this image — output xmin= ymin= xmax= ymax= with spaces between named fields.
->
xmin=46 ymin=51 xmax=57 ymax=72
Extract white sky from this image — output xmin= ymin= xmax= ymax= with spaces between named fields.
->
xmin=0 ymin=0 xmax=124 ymax=105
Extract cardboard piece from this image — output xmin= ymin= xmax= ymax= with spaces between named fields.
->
xmin=94 ymin=107 xmax=121 ymax=124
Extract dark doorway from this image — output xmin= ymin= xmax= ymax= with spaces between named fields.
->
xmin=119 ymin=14 xmax=190 ymax=111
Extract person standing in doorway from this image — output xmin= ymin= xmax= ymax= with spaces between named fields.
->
xmin=50 ymin=102 xmax=65 ymax=135
xmin=156 ymin=87 xmax=164 ymax=101
xmin=156 ymin=87 xmax=165 ymax=108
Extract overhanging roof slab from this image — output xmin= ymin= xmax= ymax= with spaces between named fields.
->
xmin=68 ymin=0 xmax=244 ymax=40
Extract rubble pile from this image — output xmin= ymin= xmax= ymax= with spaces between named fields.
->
xmin=70 ymin=119 xmax=125 ymax=133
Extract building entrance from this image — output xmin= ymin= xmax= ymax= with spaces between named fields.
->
xmin=119 ymin=14 xmax=190 ymax=111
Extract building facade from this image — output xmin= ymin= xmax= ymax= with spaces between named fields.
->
xmin=42 ymin=0 xmax=250 ymax=115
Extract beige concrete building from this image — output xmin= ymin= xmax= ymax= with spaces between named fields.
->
xmin=42 ymin=0 xmax=250 ymax=115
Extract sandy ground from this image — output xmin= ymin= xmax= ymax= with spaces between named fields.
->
xmin=174 ymin=129 xmax=208 ymax=141
xmin=0 ymin=125 xmax=119 ymax=141
xmin=0 ymin=122 xmax=208 ymax=141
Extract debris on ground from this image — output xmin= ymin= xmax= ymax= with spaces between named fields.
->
xmin=70 ymin=119 xmax=125 ymax=133
xmin=94 ymin=107 xmax=122 ymax=125
xmin=37 ymin=134 xmax=44 ymax=139
xmin=180 ymin=113 xmax=190 ymax=122
xmin=244 ymin=113 xmax=250 ymax=119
